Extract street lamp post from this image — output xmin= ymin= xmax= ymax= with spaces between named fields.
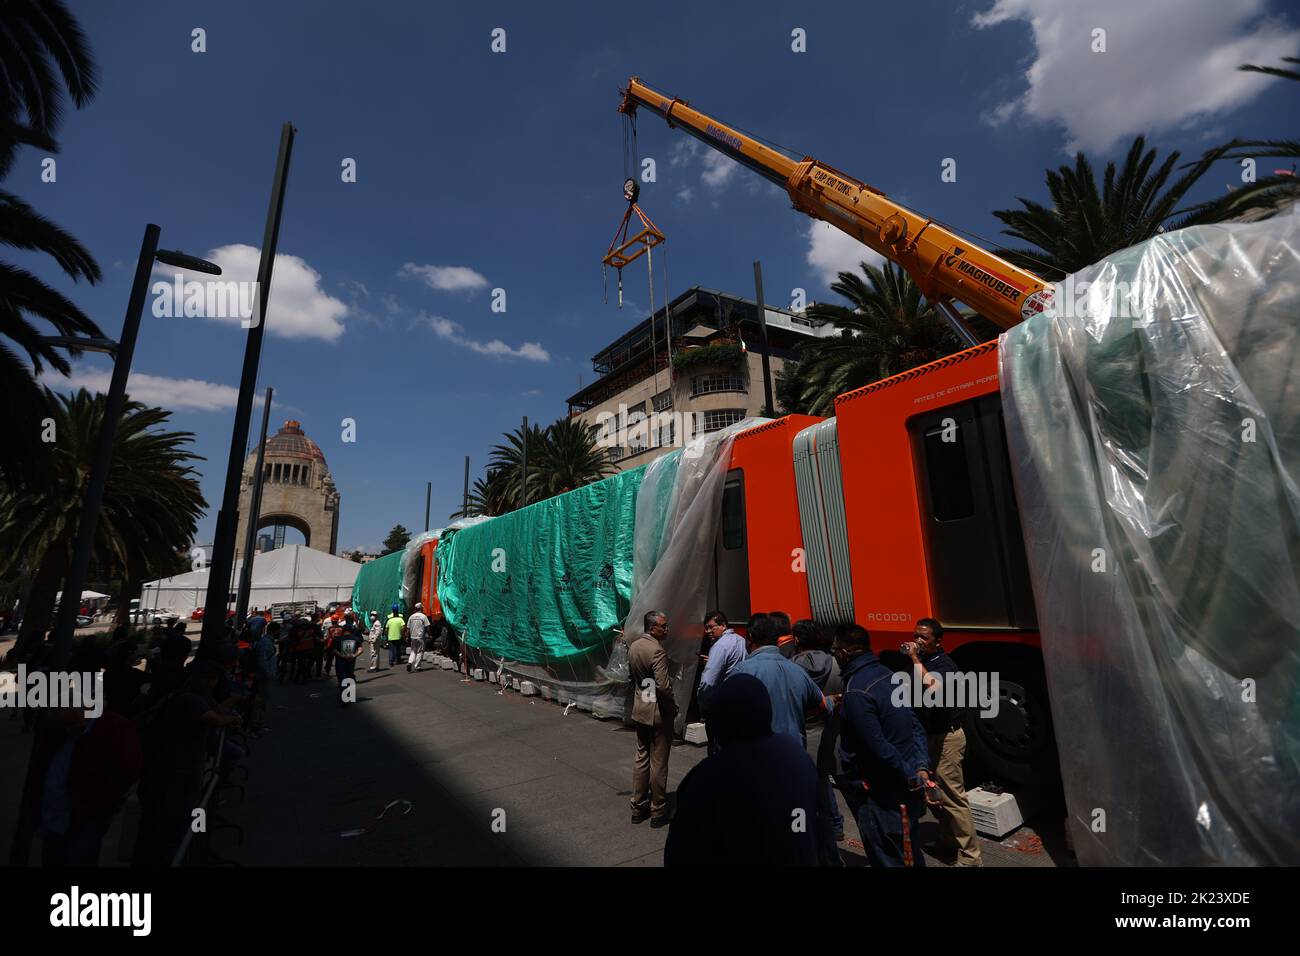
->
xmin=234 ymin=386 xmax=274 ymax=623
xmin=200 ymin=122 xmax=296 ymax=649
xmin=752 ymin=260 xmax=775 ymax=417
xmin=14 ymin=231 xmax=219 ymax=867
xmin=46 ymin=226 xmax=221 ymax=669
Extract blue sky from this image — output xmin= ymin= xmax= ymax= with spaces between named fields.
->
xmin=14 ymin=0 xmax=1300 ymax=553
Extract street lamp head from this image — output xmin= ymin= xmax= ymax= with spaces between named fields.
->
xmin=155 ymin=249 xmax=222 ymax=275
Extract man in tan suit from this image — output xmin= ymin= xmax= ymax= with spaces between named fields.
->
xmin=629 ymin=610 xmax=676 ymax=827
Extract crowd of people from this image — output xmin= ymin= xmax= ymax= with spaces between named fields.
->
xmin=10 ymin=593 xmax=980 ymax=869
xmin=9 ymin=599 xmax=416 ymax=867
xmin=630 ymin=609 xmax=984 ymax=868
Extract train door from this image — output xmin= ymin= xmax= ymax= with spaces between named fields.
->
xmin=909 ymin=394 xmax=1037 ymax=629
xmin=712 ymin=469 xmax=751 ymax=622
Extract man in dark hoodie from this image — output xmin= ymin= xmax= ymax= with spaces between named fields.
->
xmin=664 ymin=673 xmax=826 ymax=866
xmin=792 ymin=618 xmax=846 ymax=860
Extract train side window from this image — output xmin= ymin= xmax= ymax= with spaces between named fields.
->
xmin=922 ymin=425 xmax=974 ymax=521
xmin=722 ymin=477 xmax=745 ymax=550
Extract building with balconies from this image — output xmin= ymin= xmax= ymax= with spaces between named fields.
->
xmin=566 ymin=286 xmax=835 ymax=471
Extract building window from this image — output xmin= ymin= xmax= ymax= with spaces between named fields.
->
xmin=653 ymin=389 xmax=672 ymax=412
xmin=698 ymin=409 xmax=746 ymax=433
xmin=654 ymin=417 xmax=675 ymax=447
xmin=691 ymin=373 xmax=747 ymax=397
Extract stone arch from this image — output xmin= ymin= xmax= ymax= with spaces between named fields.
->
xmin=255 ymin=512 xmax=313 ymax=548
xmin=233 ymin=420 xmax=342 ymax=561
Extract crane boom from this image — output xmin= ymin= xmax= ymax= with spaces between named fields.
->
xmin=619 ymin=77 xmax=1053 ymax=335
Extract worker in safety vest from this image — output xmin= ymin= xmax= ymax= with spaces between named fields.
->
xmin=385 ymin=605 xmax=405 ymax=668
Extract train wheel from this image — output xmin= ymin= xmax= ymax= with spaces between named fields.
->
xmin=954 ymin=646 xmax=1060 ymax=794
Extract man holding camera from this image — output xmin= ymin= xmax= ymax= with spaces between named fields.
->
xmin=904 ymin=618 xmax=982 ymax=866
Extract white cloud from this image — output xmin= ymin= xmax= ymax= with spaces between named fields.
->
xmin=399 ymin=263 xmax=490 ymax=292
xmin=973 ymin=0 xmax=1300 ymax=153
xmin=47 ymin=365 xmax=263 ymax=412
xmin=154 ymin=243 xmax=347 ymax=341
xmin=669 ymin=139 xmax=740 ymax=191
xmin=700 ymin=150 xmax=738 ymax=188
xmin=413 ymin=313 xmax=550 ymax=362
xmin=806 ymin=221 xmax=883 ymax=288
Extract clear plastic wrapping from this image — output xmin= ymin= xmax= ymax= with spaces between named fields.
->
xmin=623 ymin=418 xmax=769 ymax=731
xmin=999 ymin=214 xmax=1300 ymax=865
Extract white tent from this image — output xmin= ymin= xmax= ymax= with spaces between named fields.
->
xmin=55 ymin=589 xmax=109 ymax=603
xmin=140 ymin=544 xmax=359 ymax=616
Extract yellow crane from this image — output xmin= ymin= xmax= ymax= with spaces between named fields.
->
xmin=618 ymin=77 xmax=1054 ymax=344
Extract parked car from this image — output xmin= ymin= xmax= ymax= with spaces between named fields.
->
xmin=129 ymin=608 xmax=178 ymax=626
xmin=190 ymin=607 xmax=236 ymax=622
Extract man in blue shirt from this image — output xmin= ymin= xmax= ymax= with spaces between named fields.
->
xmin=833 ymin=623 xmax=936 ymax=867
xmin=697 ymin=610 xmax=746 ymax=754
xmin=728 ymin=613 xmax=826 ymax=747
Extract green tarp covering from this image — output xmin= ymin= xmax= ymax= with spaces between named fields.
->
xmin=436 ymin=466 xmax=646 ymax=664
xmin=352 ymin=548 xmax=406 ymax=628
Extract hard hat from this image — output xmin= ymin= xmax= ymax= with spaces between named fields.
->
xmin=391 ymin=603 xmax=399 ymax=612
xmin=414 ymin=602 xmax=423 ymax=610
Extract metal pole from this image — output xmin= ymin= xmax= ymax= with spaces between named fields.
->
xmin=462 ymin=456 xmax=470 ymax=517
xmin=50 ymin=223 xmax=160 ymax=669
xmin=520 ymin=416 xmax=528 ymax=508
xmin=235 ymin=386 xmax=273 ymax=623
xmin=201 ymin=122 xmax=296 ymax=649
xmin=424 ymin=482 xmax=431 ymax=532
xmin=935 ymin=299 xmax=980 ymax=349
xmin=752 ymin=260 xmax=775 ymax=417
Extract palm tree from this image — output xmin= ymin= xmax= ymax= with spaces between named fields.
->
xmin=453 ymin=466 xmax=513 ymax=519
xmin=488 ymin=421 xmax=551 ymax=509
xmin=0 ymin=390 xmax=206 ymax=663
xmin=0 ymin=0 xmax=102 ymax=486
xmin=780 ymin=260 xmax=965 ymax=416
xmin=1181 ymin=58 xmax=1299 ymax=223
xmin=991 ymin=135 xmax=1231 ymax=280
xmin=473 ymin=417 xmax=614 ymax=514
xmin=543 ymin=416 xmax=614 ymax=495
xmin=0 ymin=1 xmax=98 ymax=159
